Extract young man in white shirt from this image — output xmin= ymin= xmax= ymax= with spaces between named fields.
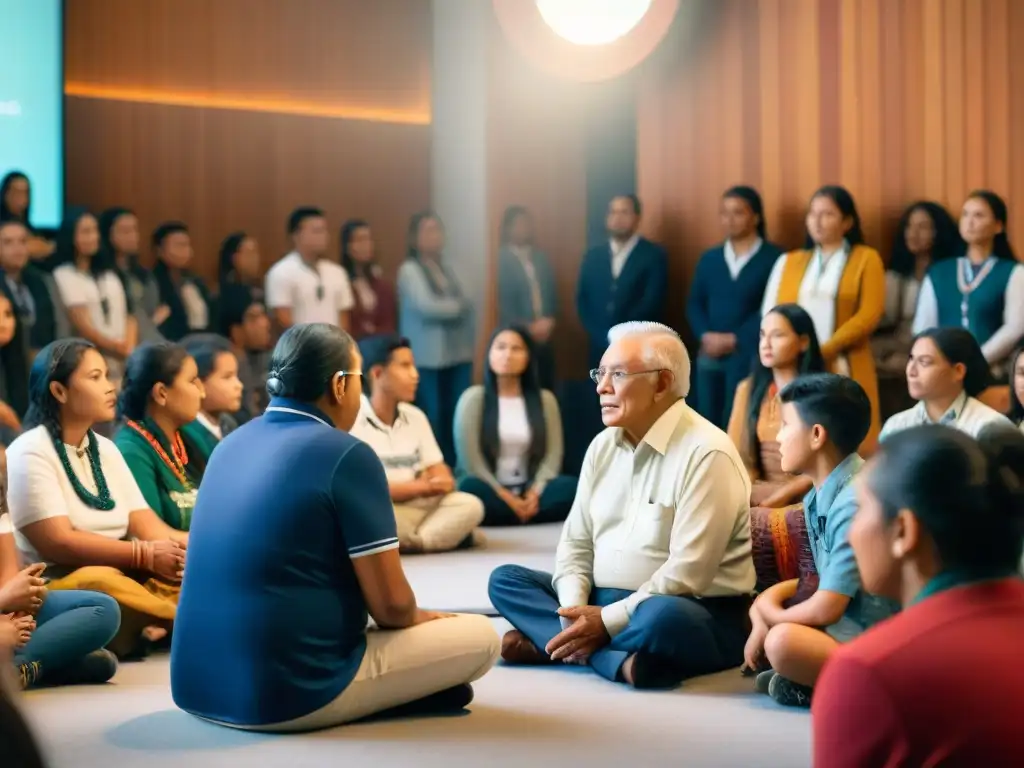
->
xmin=265 ymin=207 xmax=353 ymax=332
xmin=488 ymin=322 xmax=755 ymax=689
xmin=350 ymin=335 xmax=484 ymax=553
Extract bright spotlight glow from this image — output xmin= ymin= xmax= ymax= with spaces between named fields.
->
xmin=535 ymin=0 xmax=653 ymax=46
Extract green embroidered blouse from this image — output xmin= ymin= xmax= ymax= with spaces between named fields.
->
xmin=114 ymin=419 xmax=200 ymax=531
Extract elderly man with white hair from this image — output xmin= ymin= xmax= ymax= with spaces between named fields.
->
xmin=488 ymin=322 xmax=755 ymax=688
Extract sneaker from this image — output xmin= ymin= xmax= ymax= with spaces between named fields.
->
xmin=755 ymin=669 xmax=776 ymax=694
xmin=768 ymin=674 xmax=813 ymax=708
xmin=48 ymin=649 xmax=118 ymax=686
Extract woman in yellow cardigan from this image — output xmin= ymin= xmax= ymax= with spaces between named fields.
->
xmin=761 ymin=186 xmax=885 ymax=453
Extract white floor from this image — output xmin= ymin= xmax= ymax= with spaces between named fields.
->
xmin=18 ymin=527 xmax=813 ymax=767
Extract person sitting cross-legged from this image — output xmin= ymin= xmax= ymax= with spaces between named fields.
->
xmin=349 ymin=335 xmax=485 ymax=553
xmin=745 ymin=374 xmax=899 ymax=708
xmin=488 ymin=321 xmax=755 ymax=689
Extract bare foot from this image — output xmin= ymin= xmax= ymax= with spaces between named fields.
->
xmin=500 ymin=630 xmax=552 ymax=665
xmin=141 ymin=625 xmax=167 ymax=643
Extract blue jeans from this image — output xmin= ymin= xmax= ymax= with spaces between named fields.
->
xmin=458 ymin=475 xmax=577 ymax=526
xmin=417 ymin=363 xmax=472 ymax=465
xmin=14 ymin=590 xmax=120 ymax=674
xmin=488 ymin=566 xmax=749 ymax=688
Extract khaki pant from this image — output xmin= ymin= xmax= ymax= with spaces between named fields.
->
xmin=241 ymin=614 xmax=500 ymax=732
xmin=394 ymin=492 xmax=484 ymax=553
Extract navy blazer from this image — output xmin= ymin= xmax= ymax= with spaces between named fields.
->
xmin=575 ymin=237 xmax=668 ymax=363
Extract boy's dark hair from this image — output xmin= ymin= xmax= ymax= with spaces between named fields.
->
xmin=779 ymin=373 xmax=871 ymax=456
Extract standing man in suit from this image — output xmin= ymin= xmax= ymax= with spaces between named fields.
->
xmin=576 ymin=195 xmax=668 ymax=368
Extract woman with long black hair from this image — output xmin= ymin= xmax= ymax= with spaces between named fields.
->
xmin=98 ymin=207 xmax=165 ymax=344
xmin=913 ymin=190 xmax=1024 ymax=374
xmin=114 ymin=342 xmax=206 ymax=532
xmin=396 ymin=211 xmax=474 ymax=464
xmin=0 ymin=171 xmax=55 ymax=262
xmin=150 ymin=222 xmax=212 ymax=341
xmin=1008 ymin=345 xmax=1024 ymax=432
xmin=874 ymin=201 xmax=961 ymax=371
xmin=340 ymin=219 xmax=396 ymax=341
xmin=454 ymin=326 xmax=576 ymax=525
xmin=51 ymin=210 xmax=135 ymax=386
xmin=813 ymin=424 xmax=1024 ymax=766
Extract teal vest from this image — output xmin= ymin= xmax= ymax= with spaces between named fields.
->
xmin=930 ymin=257 xmax=1015 ymax=347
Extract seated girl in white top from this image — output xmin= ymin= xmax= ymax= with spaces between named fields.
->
xmin=454 ymin=326 xmax=577 ymax=526
xmin=5 ymin=338 xmax=187 ymax=659
xmin=880 ymin=327 xmax=1013 ymax=442
xmin=50 ymin=210 xmax=136 ymax=385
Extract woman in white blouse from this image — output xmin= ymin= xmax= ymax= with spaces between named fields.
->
xmin=873 ymin=201 xmax=961 ymax=372
xmin=879 ymin=327 xmax=1013 ymax=443
xmin=51 ymin=210 xmax=136 ymax=386
xmin=454 ymin=326 xmax=577 ymax=525
xmin=5 ymin=338 xmax=187 ymax=659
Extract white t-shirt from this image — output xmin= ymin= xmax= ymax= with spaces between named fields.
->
xmin=349 ymin=396 xmax=443 ymax=484
xmin=496 ymin=396 xmax=532 ymax=487
xmin=52 ymin=265 xmax=129 ymax=342
xmin=5 ymin=425 xmax=148 ymax=566
xmin=265 ymin=252 xmax=354 ymax=326
xmin=0 ymin=512 xmax=11 ymax=535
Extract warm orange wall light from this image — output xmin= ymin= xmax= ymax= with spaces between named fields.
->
xmin=64 ymin=82 xmax=431 ymax=125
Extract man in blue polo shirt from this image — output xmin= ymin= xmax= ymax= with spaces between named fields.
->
xmin=170 ymin=323 xmax=499 ymax=731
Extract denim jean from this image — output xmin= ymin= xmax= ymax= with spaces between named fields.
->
xmin=14 ymin=589 xmax=121 ymax=674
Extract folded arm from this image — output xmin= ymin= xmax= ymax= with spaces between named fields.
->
xmin=397 ymin=263 xmax=465 ymax=322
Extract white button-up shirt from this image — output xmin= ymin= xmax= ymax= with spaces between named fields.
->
xmin=879 ymin=390 xmax=1013 ymax=442
xmin=553 ymin=399 xmax=755 ymax=636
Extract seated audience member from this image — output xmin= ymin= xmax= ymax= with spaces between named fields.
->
xmin=350 ymin=335 xmax=485 ymax=553
xmin=5 ymin=339 xmax=186 ymax=659
xmin=151 ymin=223 xmax=213 ymax=341
xmin=813 ymin=425 xmax=1024 ymax=766
xmin=745 ymin=374 xmax=897 ymax=708
xmin=171 ymin=323 xmax=500 ymax=731
xmin=880 ymin=327 xmax=1012 ymax=442
xmin=180 ymin=335 xmax=243 ymax=456
xmin=0 ymin=219 xmax=70 ymax=354
xmin=51 ymin=210 xmax=135 ymax=386
xmin=1008 ymin=346 xmax=1024 ymax=432
xmin=341 ymin=219 xmax=396 ymax=340
xmin=0 ymin=291 xmax=29 ymax=443
xmin=913 ymin=190 xmax=1024 ymax=375
xmin=455 ymin=326 xmax=577 ymax=526
xmin=0 ymin=171 xmax=55 ymax=262
xmin=687 ymin=186 xmax=783 ymax=428
xmin=488 ymin=322 xmax=754 ymax=689
xmin=99 ymin=208 xmax=165 ymax=343
xmin=728 ymin=304 xmax=824 ymax=507
xmin=114 ymin=343 xmax=205 ymax=532
xmin=2 ymin=461 xmax=120 ymax=689
xmin=873 ymin=201 xmax=960 ymax=372
xmin=219 ymin=288 xmax=271 ymax=423
xmin=497 ymin=206 xmax=559 ymax=390
xmin=266 ymin=207 xmax=353 ymax=332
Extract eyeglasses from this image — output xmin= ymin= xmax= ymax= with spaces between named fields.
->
xmin=588 ymin=368 xmax=667 ymax=384
xmin=335 ymin=370 xmax=364 ymax=381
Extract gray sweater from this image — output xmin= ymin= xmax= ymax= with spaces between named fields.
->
xmin=453 ymin=385 xmax=564 ymax=495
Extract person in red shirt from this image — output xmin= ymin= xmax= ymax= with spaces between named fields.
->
xmin=813 ymin=423 xmax=1024 ymax=767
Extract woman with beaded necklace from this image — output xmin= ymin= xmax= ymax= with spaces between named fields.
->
xmin=4 ymin=339 xmax=186 ymax=660
xmin=114 ymin=342 xmax=206 ymax=532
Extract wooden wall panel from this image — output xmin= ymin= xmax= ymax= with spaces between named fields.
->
xmin=64 ymin=0 xmax=431 ymax=284
xmin=486 ymin=17 xmax=589 ymax=377
xmin=638 ymin=0 xmax=1024 ymax=337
